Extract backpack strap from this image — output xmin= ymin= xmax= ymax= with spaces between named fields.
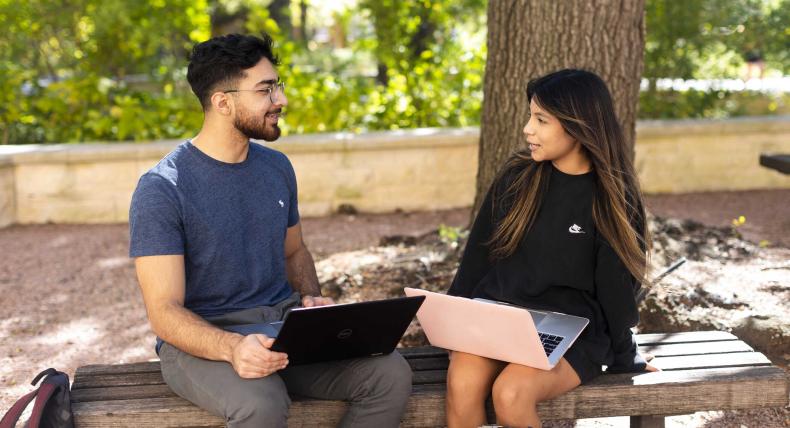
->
xmin=31 ymin=368 xmax=57 ymax=386
xmin=0 ymin=388 xmax=40 ymax=428
xmin=0 ymin=368 xmax=65 ymax=428
xmin=26 ymin=383 xmax=58 ymax=428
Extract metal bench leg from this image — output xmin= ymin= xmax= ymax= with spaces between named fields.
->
xmin=630 ymin=415 xmax=666 ymax=428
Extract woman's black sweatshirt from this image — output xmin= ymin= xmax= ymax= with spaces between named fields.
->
xmin=448 ymin=162 xmax=647 ymax=372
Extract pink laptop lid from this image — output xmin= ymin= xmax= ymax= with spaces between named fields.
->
xmin=404 ymin=287 xmax=553 ymax=369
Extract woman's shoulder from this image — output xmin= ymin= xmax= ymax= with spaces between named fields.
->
xmin=494 ymin=154 xmax=534 ymax=190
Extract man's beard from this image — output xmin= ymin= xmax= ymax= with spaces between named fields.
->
xmin=233 ymin=107 xmax=282 ymax=142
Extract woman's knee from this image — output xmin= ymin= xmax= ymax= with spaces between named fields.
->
xmin=446 ymin=358 xmax=497 ymax=402
xmin=491 ymin=373 xmax=539 ymax=414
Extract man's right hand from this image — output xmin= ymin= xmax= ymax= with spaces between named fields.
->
xmin=230 ymin=334 xmax=289 ymax=378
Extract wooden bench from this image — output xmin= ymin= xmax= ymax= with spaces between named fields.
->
xmin=759 ymin=153 xmax=790 ymax=174
xmin=70 ymin=331 xmax=788 ymax=427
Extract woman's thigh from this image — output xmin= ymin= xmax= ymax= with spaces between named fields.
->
xmin=447 ymin=351 xmax=507 ymax=396
xmin=493 ymin=357 xmax=581 ymax=403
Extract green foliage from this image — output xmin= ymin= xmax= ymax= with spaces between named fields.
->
xmin=0 ymin=0 xmax=208 ymax=144
xmin=246 ymin=0 xmax=486 ymax=135
xmin=438 ymin=223 xmax=467 ymax=249
xmin=639 ymin=89 xmax=790 ymax=119
xmin=645 ymin=0 xmax=789 ymax=79
xmin=0 ymin=0 xmax=787 ymax=144
xmin=641 ymin=0 xmax=789 ymax=119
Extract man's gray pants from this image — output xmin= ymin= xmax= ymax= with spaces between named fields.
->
xmin=158 ymin=293 xmax=413 ymax=428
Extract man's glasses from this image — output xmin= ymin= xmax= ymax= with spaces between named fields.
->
xmin=223 ymin=82 xmax=286 ymax=104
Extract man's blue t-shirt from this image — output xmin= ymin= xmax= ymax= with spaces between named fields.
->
xmin=129 ymin=140 xmax=298 ymax=318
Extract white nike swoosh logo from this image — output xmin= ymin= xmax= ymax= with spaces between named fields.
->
xmin=569 ymin=224 xmax=585 ymax=234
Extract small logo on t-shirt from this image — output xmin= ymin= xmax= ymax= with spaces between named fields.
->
xmin=569 ymin=224 xmax=585 ymax=234
xmin=278 ymin=200 xmax=285 ymax=207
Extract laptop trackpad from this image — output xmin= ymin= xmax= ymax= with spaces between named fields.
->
xmin=528 ymin=310 xmax=547 ymax=325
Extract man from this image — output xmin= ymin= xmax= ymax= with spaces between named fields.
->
xmin=129 ymin=33 xmax=412 ymax=427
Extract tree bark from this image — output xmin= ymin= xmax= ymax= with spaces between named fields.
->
xmin=268 ymin=0 xmax=292 ymax=38
xmin=474 ymin=0 xmax=646 ymax=215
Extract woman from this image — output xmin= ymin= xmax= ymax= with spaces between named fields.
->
xmin=446 ymin=69 xmax=658 ymax=428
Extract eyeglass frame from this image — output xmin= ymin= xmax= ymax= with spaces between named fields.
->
xmin=223 ymin=81 xmax=286 ymax=104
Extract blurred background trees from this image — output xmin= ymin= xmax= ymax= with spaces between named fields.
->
xmin=0 ymin=0 xmax=787 ymax=144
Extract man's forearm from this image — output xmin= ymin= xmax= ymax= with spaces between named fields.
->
xmin=149 ymin=302 xmax=242 ymax=363
xmin=285 ymin=245 xmax=321 ymax=297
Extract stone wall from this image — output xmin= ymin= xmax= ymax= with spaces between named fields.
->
xmin=0 ymin=117 xmax=788 ymax=226
xmin=280 ymin=128 xmax=477 ymax=215
xmin=0 ymin=162 xmax=14 ymax=228
xmin=635 ymin=116 xmax=790 ymax=193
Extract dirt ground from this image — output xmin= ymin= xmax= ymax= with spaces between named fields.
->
xmin=0 ymin=188 xmax=788 ymax=427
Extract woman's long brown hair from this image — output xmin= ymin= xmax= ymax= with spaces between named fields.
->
xmin=487 ymin=69 xmax=651 ymax=284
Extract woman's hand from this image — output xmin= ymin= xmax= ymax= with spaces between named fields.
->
xmin=640 ymin=351 xmax=660 ymax=371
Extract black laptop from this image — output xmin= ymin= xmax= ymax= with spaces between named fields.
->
xmin=223 ymin=295 xmax=425 ymax=365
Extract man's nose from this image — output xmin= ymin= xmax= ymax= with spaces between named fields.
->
xmin=275 ymin=92 xmax=288 ymax=108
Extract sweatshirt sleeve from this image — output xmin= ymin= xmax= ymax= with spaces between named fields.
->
xmin=447 ymin=182 xmax=497 ymax=297
xmin=595 ymin=237 xmax=647 ymax=373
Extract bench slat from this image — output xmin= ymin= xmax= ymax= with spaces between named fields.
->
xmin=72 ymin=384 xmax=176 ymax=404
xmin=412 ymin=350 xmax=774 ymax=384
xmin=75 ymin=340 xmax=753 ymax=382
xmin=71 ymin=345 xmax=769 ymax=390
xmin=75 ymin=361 xmax=161 ymax=378
xmin=400 ymin=331 xmax=741 ymax=358
xmin=398 ymin=346 xmax=446 ymax=359
xmin=70 ymin=365 xmax=787 ymax=402
xmin=74 ymin=361 xmax=159 ymax=377
xmin=72 ymin=372 xmax=170 ymax=390
xmin=635 ymin=331 xmax=737 ymax=345
xmin=71 ymin=331 xmax=740 ymax=381
xmin=402 ymin=341 xmax=757 ymax=373
xmin=639 ymin=340 xmax=753 ymax=357
xmin=72 ymin=365 xmax=787 ymax=426
xmin=651 ymin=351 xmax=772 ymax=371
xmin=72 ymin=332 xmax=738 ymax=373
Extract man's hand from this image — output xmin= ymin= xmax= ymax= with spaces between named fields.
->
xmin=302 ymin=295 xmax=335 ymax=307
xmin=230 ymin=334 xmax=289 ymax=378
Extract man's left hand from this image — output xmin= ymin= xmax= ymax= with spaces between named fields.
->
xmin=302 ymin=295 xmax=335 ymax=307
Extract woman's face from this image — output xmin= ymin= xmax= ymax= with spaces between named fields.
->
xmin=523 ymin=99 xmax=586 ymax=171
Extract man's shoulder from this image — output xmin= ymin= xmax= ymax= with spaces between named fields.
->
xmin=141 ymin=142 xmax=192 ymax=183
xmin=249 ymin=142 xmax=295 ymax=177
xmin=135 ymin=142 xmax=193 ymax=194
xmin=249 ymin=141 xmax=290 ymax=163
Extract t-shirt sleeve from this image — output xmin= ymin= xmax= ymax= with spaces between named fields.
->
xmin=129 ymin=173 xmax=185 ymax=257
xmin=282 ymin=155 xmax=300 ymax=228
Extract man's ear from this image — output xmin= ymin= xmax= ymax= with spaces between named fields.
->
xmin=209 ymin=92 xmax=233 ymax=116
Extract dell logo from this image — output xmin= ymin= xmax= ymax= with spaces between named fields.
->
xmin=337 ymin=329 xmax=353 ymax=340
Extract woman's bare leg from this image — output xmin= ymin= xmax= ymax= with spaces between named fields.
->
xmin=446 ymin=351 xmax=506 ymax=428
xmin=491 ymin=358 xmax=581 ymax=428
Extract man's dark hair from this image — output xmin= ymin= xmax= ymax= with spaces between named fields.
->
xmin=187 ymin=33 xmax=281 ymax=111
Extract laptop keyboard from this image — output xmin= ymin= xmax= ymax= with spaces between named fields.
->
xmin=538 ymin=332 xmax=564 ymax=356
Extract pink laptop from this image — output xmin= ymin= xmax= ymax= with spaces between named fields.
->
xmin=404 ymin=287 xmax=588 ymax=370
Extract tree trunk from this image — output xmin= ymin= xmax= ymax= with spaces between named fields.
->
xmin=268 ymin=0 xmax=292 ymax=38
xmin=474 ymin=0 xmax=646 ymax=215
